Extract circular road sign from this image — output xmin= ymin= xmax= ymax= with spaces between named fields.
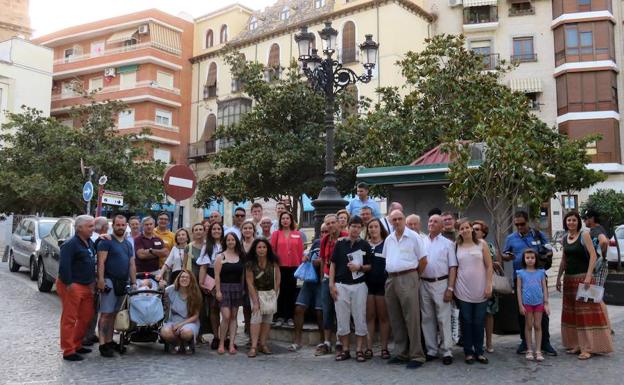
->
xmin=83 ymin=181 xmax=94 ymax=202
xmin=163 ymin=165 xmax=197 ymax=201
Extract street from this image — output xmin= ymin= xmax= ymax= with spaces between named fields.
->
xmin=1 ymin=261 xmax=623 ymax=385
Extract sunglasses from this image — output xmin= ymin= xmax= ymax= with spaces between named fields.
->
xmin=235 ymin=214 xmax=246 ymax=217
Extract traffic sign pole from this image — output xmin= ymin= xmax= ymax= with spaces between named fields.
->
xmin=96 ymin=185 xmax=104 ymax=217
xmin=173 ymin=201 xmax=180 ymax=231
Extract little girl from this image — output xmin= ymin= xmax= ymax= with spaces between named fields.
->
xmin=158 ymin=228 xmax=191 ymax=285
xmin=516 ymin=249 xmax=550 ymax=362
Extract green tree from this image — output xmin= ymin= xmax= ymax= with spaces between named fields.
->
xmin=581 ymin=189 xmax=624 ymax=270
xmin=0 ymin=97 xmax=166 ymax=216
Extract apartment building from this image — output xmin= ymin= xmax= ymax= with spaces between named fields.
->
xmin=33 ymin=9 xmax=194 ymax=166
xmin=187 ymin=0 xmax=434 ymax=224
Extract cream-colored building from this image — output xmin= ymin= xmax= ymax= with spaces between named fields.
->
xmin=0 ymin=37 xmax=53 ymax=146
xmin=0 ymin=0 xmax=32 ymax=41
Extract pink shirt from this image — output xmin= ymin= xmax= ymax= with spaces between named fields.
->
xmin=270 ymin=230 xmax=304 ymax=267
xmin=455 ymin=242 xmax=487 ymax=303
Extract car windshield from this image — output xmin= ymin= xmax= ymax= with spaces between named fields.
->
xmin=39 ymin=222 xmax=55 ymax=238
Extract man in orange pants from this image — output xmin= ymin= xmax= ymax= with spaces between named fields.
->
xmin=56 ymin=215 xmax=96 ymax=361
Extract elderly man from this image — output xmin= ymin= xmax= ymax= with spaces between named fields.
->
xmin=382 ymin=202 xmax=403 ymax=234
xmin=441 ymin=212 xmax=457 ymax=241
xmin=57 ymin=215 xmax=96 ymax=361
xmin=259 ymin=216 xmax=273 ymax=239
xmin=134 ymin=217 xmax=168 ymax=274
xmin=91 ymin=216 xmax=109 ymax=243
xmin=83 ymin=216 xmax=109 ymax=347
xmin=347 ymin=182 xmax=381 ymax=218
xmin=383 ymin=210 xmax=428 ymax=369
xmin=96 ymin=215 xmax=136 ymax=357
xmin=406 ymin=214 xmax=426 ymax=240
xmin=209 ymin=211 xmax=223 ymax=225
xmin=420 ymin=215 xmax=457 ymax=365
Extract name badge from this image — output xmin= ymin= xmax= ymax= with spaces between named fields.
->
xmin=375 ymin=252 xmax=385 ymax=259
xmin=531 ymin=241 xmax=538 ymax=245
xmin=154 ymin=241 xmax=162 ymax=246
xmin=291 ymin=234 xmax=301 ymax=239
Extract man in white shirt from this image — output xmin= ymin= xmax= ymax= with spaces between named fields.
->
xmin=406 ymin=214 xmax=426 ymax=240
xmin=225 ymin=207 xmax=245 ymax=240
xmin=383 ymin=210 xmax=428 ymax=369
xmin=381 ymin=202 xmax=403 ymax=234
xmin=270 ymin=202 xmax=287 ymax=233
xmin=420 ymin=215 xmax=457 ymax=365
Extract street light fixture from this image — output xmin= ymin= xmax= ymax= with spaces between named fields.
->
xmin=295 ymin=22 xmax=379 ymax=237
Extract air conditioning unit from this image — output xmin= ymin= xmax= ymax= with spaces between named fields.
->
xmin=448 ymin=0 xmax=462 ymax=7
xmin=104 ymin=67 xmax=116 ymax=77
xmin=138 ymin=24 xmax=149 ymax=34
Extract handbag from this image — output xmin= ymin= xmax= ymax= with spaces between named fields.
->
xmin=114 ymin=295 xmax=130 ymax=331
xmin=492 ymin=272 xmax=513 ymax=295
xmin=257 ymin=265 xmax=278 ymax=315
xmin=110 ymin=277 xmax=128 ymax=297
xmin=202 ymin=273 xmax=216 ymax=291
xmin=294 ymin=261 xmax=318 ymax=283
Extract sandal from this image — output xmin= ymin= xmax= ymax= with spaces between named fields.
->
xmin=260 ymin=345 xmax=273 ymax=355
xmin=356 ymin=351 xmax=366 ymax=362
xmin=578 ymin=352 xmax=592 ymax=360
xmin=566 ymin=348 xmax=581 ymax=355
xmin=525 ymin=350 xmax=534 ymax=361
xmin=247 ymin=348 xmax=257 ymax=358
xmin=464 ymin=355 xmax=475 ymax=364
xmin=217 ymin=346 xmax=225 ymax=355
xmin=364 ymin=349 xmax=373 ymax=360
xmin=229 ymin=347 xmax=238 ymax=355
xmin=476 ymin=355 xmax=489 ymax=364
xmin=288 ymin=343 xmax=301 ymax=352
xmin=381 ymin=349 xmax=391 ymax=360
xmin=335 ymin=351 xmax=351 ymax=361
xmin=315 ymin=343 xmax=329 ymax=356
xmin=535 ymin=351 xmax=544 ymax=362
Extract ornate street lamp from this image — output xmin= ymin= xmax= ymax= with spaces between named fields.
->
xmin=295 ymin=22 xmax=379 ymax=237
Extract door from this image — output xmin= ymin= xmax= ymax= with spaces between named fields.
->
xmin=49 ymin=220 xmax=71 ymax=279
xmin=12 ymin=220 xmax=27 ymax=264
xmin=22 ymin=220 xmax=37 ymax=265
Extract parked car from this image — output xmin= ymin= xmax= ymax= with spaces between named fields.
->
xmin=605 ymin=224 xmax=624 ymax=266
xmin=38 ymin=217 xmax=74 ymax=292
xmin=8 ymin=216 xmax=58 ymax=280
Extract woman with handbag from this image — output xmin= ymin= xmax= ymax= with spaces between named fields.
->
xmin=556 ymin=211 xmax=613 ymax=360
xmin=270 ymin=211 xmax=304 ymax=326
xmin=197 ymin=222 xmax=224 ymax=349
xmin=246 ymin=238 xmax=281 ymax=357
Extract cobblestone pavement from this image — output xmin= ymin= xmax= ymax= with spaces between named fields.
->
xmin=1 ymin=261 xmax=623 ymax=385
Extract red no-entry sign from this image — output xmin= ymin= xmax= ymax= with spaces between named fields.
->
xmin=164 ymin=165 xmax=197 ymax=201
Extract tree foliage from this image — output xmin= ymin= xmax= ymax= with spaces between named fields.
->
xmin=580 ymin=189 xmax=624 ymax=238
xmin=0 ymin=96 xmax=166 ymax=216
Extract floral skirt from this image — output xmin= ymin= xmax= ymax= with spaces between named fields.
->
xmin=561 ymin=274 xmax=613 ymax=353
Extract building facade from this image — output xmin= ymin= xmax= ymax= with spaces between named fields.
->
xmin=0 ymin=0 xmax=32 ymax=41
xmin=0 ymin=37 xmax=53 ymax=146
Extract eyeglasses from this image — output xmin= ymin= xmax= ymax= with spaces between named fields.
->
xmin=235 ymin=214 xmax=246 ymax=217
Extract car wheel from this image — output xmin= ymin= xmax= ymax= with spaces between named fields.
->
xmin=8 ymin=251 xmax=20 ymax=272
xmin=29 ymin=257 xmax=38 ymax=281
xmin=37 ymin=259 xmax=53 ymax=292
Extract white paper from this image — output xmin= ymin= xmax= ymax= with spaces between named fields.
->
xmin=576 ymin=284 xmax=604 ymax=303
xmin=348 ymin=249 xmax=365 ymax=280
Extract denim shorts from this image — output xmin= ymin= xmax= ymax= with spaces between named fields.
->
xmin=295 ymin=280 xmax=322 ymax=310
xmin=99 ymin=278 xmax=124 ymax=313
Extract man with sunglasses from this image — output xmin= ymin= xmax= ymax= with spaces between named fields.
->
xmin=225 ymin=207 xmax=245 ymax=240
xmin=503 ymin=211 xmax=556 ymax=356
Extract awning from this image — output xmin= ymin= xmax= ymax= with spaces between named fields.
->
xmin=117 ymin=64 xmax=139 ymax=74
xmin=106 ymin=28 xmax=138 ymax=44
xmin=462 ymin=0 xmax=498 ymax=7
xmin=149 ymin=22 xmax=181 ymax=55
xmin=509 ymin=78 xmax=543 ymax=93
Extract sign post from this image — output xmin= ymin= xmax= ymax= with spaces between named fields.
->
xmin=96 ymin=175 xmax=108 ymax=217
xmin=163 ymin=165 xmax=197 ymax=230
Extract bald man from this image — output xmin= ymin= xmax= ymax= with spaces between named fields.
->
xmin=382 ymin=202 xmax=403 ymax=233
xmin=383 ymin=210 xmax=428 ymax=369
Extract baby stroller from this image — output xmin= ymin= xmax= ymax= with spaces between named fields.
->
xmin=118 ymin=273 xmax=165 ymax=354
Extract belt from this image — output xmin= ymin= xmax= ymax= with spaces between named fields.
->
xmin=388 ymin=268 xmax=418 ymax=278
xmin=421 ymin=275 xmax=449 ymax=283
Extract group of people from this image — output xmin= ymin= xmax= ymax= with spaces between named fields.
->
xmin=56 ymin=182 xmax=614 ymax=368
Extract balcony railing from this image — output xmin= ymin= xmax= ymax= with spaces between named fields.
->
xmin=188 ymin=139 xmax=217 ymax=159
xmin=203 ymin=85 xmax=217 ymax=99
xmin=52 ymin=80 xmax=180 ymax=101
xmin=554 ymin=47 xmax=612 ymax=65
xmin=477 ymin=53 xmax=500 ymax=71
xmin=54 ymin=41 xmax=181 ymax=65
xmin=127 ymin=120 xmax=179 ymax=133
xmin=511 ymin=53 xmax=538 ymax=63
xmin=464 ymin=7 xmax=499 ymax=24
xmin=509 ymin=5 xmax=535 ymax=16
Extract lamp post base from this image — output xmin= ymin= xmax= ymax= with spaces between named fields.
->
xmin=312 ymin=184 xmax=347 ymax=239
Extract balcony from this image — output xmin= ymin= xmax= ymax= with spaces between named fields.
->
xmin=463 ymin=6 xmax=499 ymax=32
xmin=477 ymin=53 xmax=500 ymax=71
xmin=122 ymin=120 xmax=179 ymax=133
xmin=554 ymin=47 xmax=612 ymax=67
xmin=203 ymin=85 xmax=217 ymax=99
xmin=52 ymin=80 xmax=180 ymax=101
xmin=54 ymin=41 xmax=181 ymax=66
xmin=188 ymin=139 xmax=217 ymax=159
xmin=509 ymin=3 xmax=535 ymax=16
xmin=510 ymin=53 xmax=538 ymax=63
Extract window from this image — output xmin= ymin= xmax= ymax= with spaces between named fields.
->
xmin=315 ymin=0 xmax=325 ymax=9
xmin=562 ymin=195 xmax=578 ymax=210
xmin=63 ymin=48 xmax=74 ymax=63
xmin=470 ymin=40 xmax=496 ymax=70
xmin=156 ymin=71 xmax=174 ymax=90
xmin=249 ymin=17 xmax=257 ymax=31
xmin=61 ymin=118 xmax=73 ymax=128
xmin=206 ymin=29 xmax=214 ymax=48
xmin=280 ymin=7 xmax=290 ymax=21
xmin=61 ymin=82 xmax=75 ymax=96
xmin=155 ymin=109 xmax=172 ymax=127
xmin=118 ymin=109 xmax=135 ymax=129
xmin=205 ymin=114 xmax=217 ymax=143
xmin=119 ymin=71 xmax=136 ymax=90
xmin=90 ymin=41 xmax=105 ymax=57
xmin=220 ymin=25 xmax=228 ymax=43
xmin=565 ymin=25 xmax=593 ymax=55
xmin=217 ymin=98 xmax=252 ymax=148
xmin=555 ymin=70 xmax=618 ymax=115
xmin=88 ymin=77 xmax=103 ymax=91
xmin=509 ymin=1 xmax=534 ymax=16
xmin=267 ymin=44 xmax=281 ymax=81
xmin=122 ymin=38 xmax=137 ymax=51
xmin=512 ymin=37 xmax=536 ymax=62
xmin=205 ymin=62 xmax=217 ymax=98
xmin=153 ymin=148 xmax=171 ymax=163
xmin=586 ymin=141 xmax=598 ymax=155
xmin=526 ymin=92 xmax=540 ymax=110
xmin=341 ymin=21 xmax=356 ymax=63
xmin=464 ymin=6 xmax=498 ymax=24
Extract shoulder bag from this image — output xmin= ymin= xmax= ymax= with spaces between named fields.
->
xmin=257 ymin=264 xmax=278 ymax=315
xmin=114 ymin=295 xmax=130 ymax=331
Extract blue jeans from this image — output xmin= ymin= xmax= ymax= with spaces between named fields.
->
xmin=456 ymin=298 xmax=488 ymax=356
xmin=321 ymin=278 xmax=336 ymax=330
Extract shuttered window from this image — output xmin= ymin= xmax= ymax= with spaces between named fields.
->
xmin=206 ymin=29 xmax=214 ymax=48
xmin=220 ymin=25 xmax=228 ymax=43
xmin=268 ymin=44 xmax=280 ymax=69
xmin=204 ymin=114 xmax=217 ymax=139
xmin=342 ymin=21 xmax=356 ymax=63
xmin=205 ymin=62 xmax=218 ymax=98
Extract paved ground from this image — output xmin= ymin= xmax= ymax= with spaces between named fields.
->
xmin=1 ymin=261 xmax=623 ymax=385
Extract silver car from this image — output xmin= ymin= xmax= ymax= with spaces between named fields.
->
xmin=606 ymin=225 xmax=624 ymax=265
xmin=8 ymin=217 xmax=57 ymax=280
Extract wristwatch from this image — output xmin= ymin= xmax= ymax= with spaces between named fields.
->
xmin=447 ymin=287 xmax=454 ymax=292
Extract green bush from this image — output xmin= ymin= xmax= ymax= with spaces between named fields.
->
xmin=580 ymin=189 xmax=624 ymax=238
